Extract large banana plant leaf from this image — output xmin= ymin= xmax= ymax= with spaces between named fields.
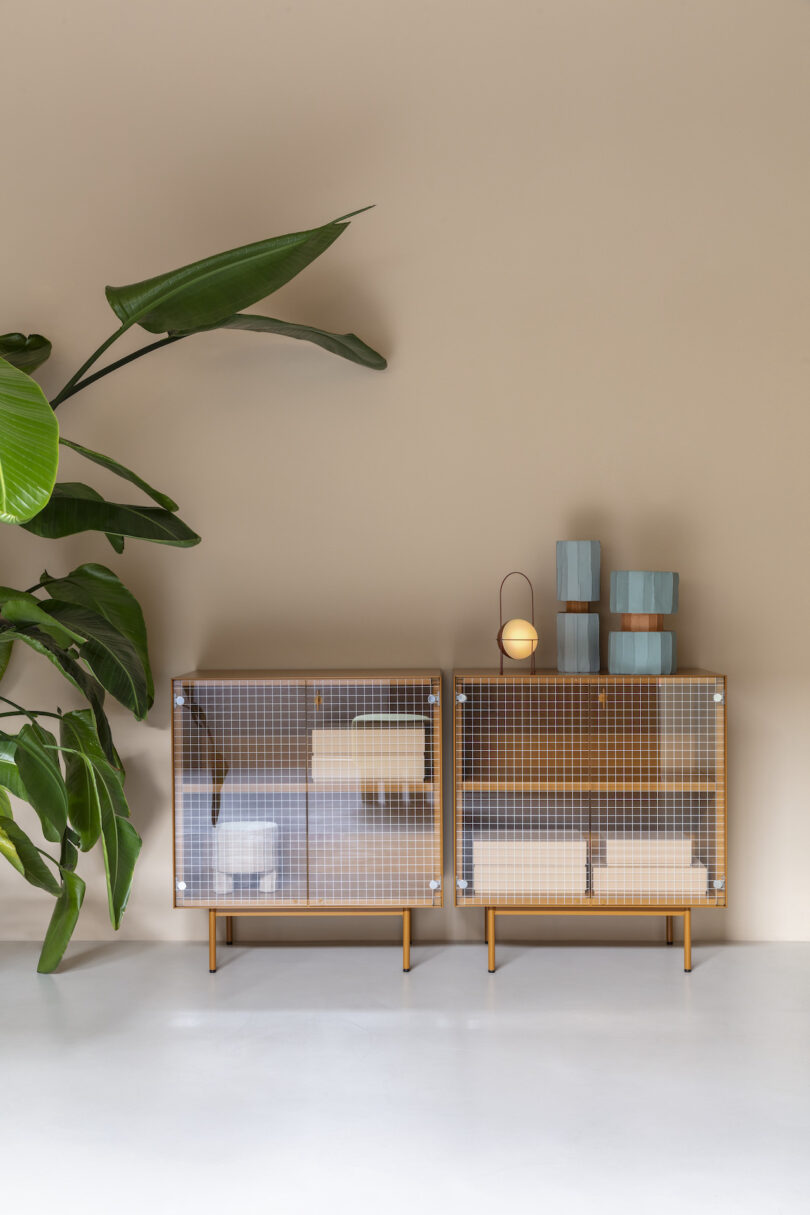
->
xmin=0 ymin=627 xmax=117 ymax=767
xmin=0 ymin=356 xmax=60 ymax=523
xmin=0 ymin=587 xmax=87 ymax=649
xmin=37 ymin=868 xmax=86 ymax=973
xmin=8 ymin=723 xmax=69 ymax=844
xmin=44 ymin=599 xmax=150 ymax=718
xmin=0 ymin=812 xmax=61 ymax=894
xmin=59 ymin=438 xmax=179 ymax=511
xmin=41 ymin=564 xmax=154 ymax=702
xmin=0 ymin=332 xmax=52 ymax=374
xmin=0 ymin=739 xmax=26 ymax=797
xmin=22 ymin=483 xmax=200 ymax=546
xmin=177 ymin=313 xmax=387 ymax=369
xmin=105 ymin=214 xmax=363 ymax=335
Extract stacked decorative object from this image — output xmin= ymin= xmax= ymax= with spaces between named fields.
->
xmin=608 ymin=570 xmax=679 ymax=674
xmin=556 ymin=540 xmax=601 ymax=673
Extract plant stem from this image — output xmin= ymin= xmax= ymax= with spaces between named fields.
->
xmin=52 ymin=334 xmax=187 ymax=407
xmin=0 ymin=695 xmax=60 ymax=721
xmin=50 ymin=324 xmax=128 ymax=409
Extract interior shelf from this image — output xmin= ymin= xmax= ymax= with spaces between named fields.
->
xmin=460 ymin=780 xmax=717 ymax=793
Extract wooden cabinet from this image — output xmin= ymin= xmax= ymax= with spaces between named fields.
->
xmin=172 ymin=671 xmax=442 ymax=970
xmin=453 ymin=671 xmax=726 ymax=970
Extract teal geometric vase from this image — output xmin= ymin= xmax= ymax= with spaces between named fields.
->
xmin=556 ymin=540 xmax=601 ymax=673
xmin=608 ymin=570 xmax=679 ymax=675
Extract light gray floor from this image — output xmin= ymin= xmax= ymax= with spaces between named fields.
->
xmin=3 ymin=940 xmax=809 ymax=1214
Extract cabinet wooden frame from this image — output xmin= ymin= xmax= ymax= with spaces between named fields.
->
xmin=172 ymin=670 xmax=442 ymax=971
xmin=453 ymin=670 xmax=727 ymax=972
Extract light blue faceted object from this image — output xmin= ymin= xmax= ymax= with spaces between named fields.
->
xmin=610 ymin=570 xmax=679 ymax=615
xmin=557 ymin=613 xmax=600 ymax=673
xmin=556 ymin=540 xmax=600 ymax=602
xmin=608 ymin=631 xmax=677 ymax=675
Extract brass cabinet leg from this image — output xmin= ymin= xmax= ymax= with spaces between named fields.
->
xmin=484 ymin=909 xmax=489 ymax=945
xmin=402 ymin=909 xmax=411 ymax=972
xmin=487 ymin=908 xmax=496 ymax=972
xmin=208 ymin=910 xmax=217 ymax=973
xmin=225 ymin=915 xmax=234 ymax=946
xmin=666 ymin=915 xmax=674 ymax=946
xmin=683 ymin=908 xmax=692 ymax=972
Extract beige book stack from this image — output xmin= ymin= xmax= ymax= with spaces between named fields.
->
xmin=592 ymin=832 xmax=708 ymax=898
xmin=310 ymin=728 xmax=425 ymax=782
xmin=473 ymin=831 xmax=588 ymax=896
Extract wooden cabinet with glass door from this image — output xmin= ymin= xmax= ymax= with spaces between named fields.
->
xmin=453 ymin=671 xmax=726 ymax=972
xmin=172 ymin=671 xmax=442 ymax=971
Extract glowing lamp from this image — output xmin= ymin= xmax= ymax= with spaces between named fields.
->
xmin=499 ymin=618 xmax=538 ymax=660
xmin=497 ymin=572 xmax=538 ymax=674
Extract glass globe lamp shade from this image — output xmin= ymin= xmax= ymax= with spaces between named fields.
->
xmin=499 ymin=618 xmax=538 ymax=660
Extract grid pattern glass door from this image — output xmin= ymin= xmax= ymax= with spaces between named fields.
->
xmin=455 ymin=677 xmax=591 ymax=906
xmin=590 ymin=677 xmax=726 ymax=906
xmin=173 ymin=679 xmax=307 ymax=907
xmin=454 ymin=674 xmax=726 ymax=909
xmin=307 ymin=677 xmax=441 ymax=907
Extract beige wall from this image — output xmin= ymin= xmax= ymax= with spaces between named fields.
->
xmin=2 ymin=0 xmax=808 ymax=946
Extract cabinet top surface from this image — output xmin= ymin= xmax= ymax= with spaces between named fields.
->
xmin=174 ymin=669 xmax=441 ymax=681
xmin=454 ymin=668 xmax=724 ymax=680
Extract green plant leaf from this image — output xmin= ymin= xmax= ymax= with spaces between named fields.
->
xmin=0 ymin=333 xmax=52 ymax=374
xmin=22 ymin=483 xmax=200 ymax=547
xmin=0 ymin=791 xmax=23 ymax=873
xmin=177 ymin=313 xmax=387 ymax=369
xmin=0 ymin=738 xmax=26 ymax=798
xmin=101 ymin=809 xmax=140 ymax=929
xmin=0 ymin=356 xmax=60 ymax=524
xmin=59 ymin=713 xmax=106 ymax=850
xmin=0 ymin=638 xmax=12 ymax=681
xmin=0 ymin=588 xmax=87 ymax=648
xmin=37 ymin=868 xmax=86 ymax=973
xmin=44 ymin=601 xmax=150 ymax=719
xmin=105 ymin=216 xmax=354 ymax=335
xmin=0 ymin=813 xmax=61 ymax=893
xmin=10 ymin=723 xmax=68 ymax=843
xmin=60 ymin=825 xmax=80 ymax=872
xmin=0 ymin=628 xmax=118 ymax=768
xmin=40 ymin=563 xmax=153 ymax=702
xmin=59 ymin=438 xmax=179 ymax=511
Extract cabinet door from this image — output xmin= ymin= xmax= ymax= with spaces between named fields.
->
xmin=306 ymin=677 xmax=441 ymax=906
xmin=454 ymin=677 xmax=591 ymax=905
xmin=173 ymin=678 xmax=308 ymax=907
xmin=589 ymin=677 xmax=726 ymax=905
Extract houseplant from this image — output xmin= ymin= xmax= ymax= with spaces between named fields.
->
xmin=0 ymin=208 xmax=385 ymax=971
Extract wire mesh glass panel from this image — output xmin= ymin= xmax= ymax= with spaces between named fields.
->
xmin=307 ymin=677 xmax=441 ymax=906
xmin=591 ymin=676 xmax=726 ymax=906
xmin=454 ymin=673 xmax=726 ymax=909
xmin=173 ymin=678 xmax=307 ymax=907
xmin=455 ymin=677 xmax=591 ymax=906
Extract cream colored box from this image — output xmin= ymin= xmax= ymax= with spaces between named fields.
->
xmin=310 ymin=754 xmax=425 ymax=781
xmin=310 ymin=728 xmax=425 ymax=755
xmin=592 ymin=865 xmax=708 ymax=897
xmin=605 ymin=833 xmax=693 ymax=867
xmin=473 ymin=869 xmax=587 ymax=895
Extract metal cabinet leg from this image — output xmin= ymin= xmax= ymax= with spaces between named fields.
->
xmin=683 ymin=908 xmax=692 ymax=972
xmin=403 ymin=908 xmax=411 ymax=972
xmin=208 ymin=910 xmax=217 ymax=973
xmin=487 ymin=908 xmax=496 ymax=972
xmin=666 ymin=915 xmax=674 ymax=946
xmin=225 ymin=915 xmax=234 ymax=946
